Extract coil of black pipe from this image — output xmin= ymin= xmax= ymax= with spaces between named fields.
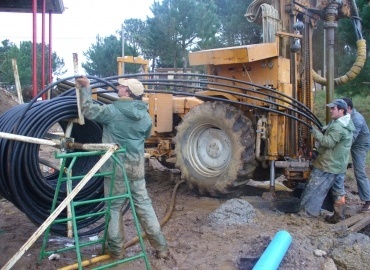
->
xmin=0 ymin=95 xmax=106 ymax=236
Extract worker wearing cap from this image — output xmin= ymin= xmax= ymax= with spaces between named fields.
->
xmin=331 ymin=97 xmax=370 ymax=213
xmin=300 ymin=99 xmax=355 ymax=221
xmin=76 ymin=77 xmax=169 ymax=259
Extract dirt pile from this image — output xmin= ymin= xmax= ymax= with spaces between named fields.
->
xmin=0 ymin=88 xmax=19 ymax=115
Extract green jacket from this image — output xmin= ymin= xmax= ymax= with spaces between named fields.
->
xmin=79 ymin=86 xmax=152 ymax=180
xmin=312 ymin=114 xmax=355 ymax=174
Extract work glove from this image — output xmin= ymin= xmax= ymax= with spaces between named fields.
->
xmin=321 ymin=125 xmax=328 ymax=133
xmin=311 ymin=146 xmax=319 ymax=160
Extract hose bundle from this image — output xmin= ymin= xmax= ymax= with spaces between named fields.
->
xmin=0 ymin=95 xmax=105 ymax=236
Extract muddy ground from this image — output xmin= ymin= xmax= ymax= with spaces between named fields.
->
xmin=1 ymin=161 xmax=370 ymax=270
xmin=0 ymin=88 xmax=370 ymax=270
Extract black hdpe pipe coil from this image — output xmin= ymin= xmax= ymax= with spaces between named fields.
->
xmin=0 ymin=78 xmax=112 ymax=236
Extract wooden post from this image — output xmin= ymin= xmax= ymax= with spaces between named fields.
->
xmin=11 ymin=59 xmax=23 ymax=104
xmin=73 ymin=53 xmax=85 ymax=125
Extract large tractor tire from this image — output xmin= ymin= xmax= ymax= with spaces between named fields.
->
xmin=175 ymin=101 xmax=257 ymax=196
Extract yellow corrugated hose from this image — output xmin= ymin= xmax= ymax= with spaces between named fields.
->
xmin=313 ymin=39 xmax=366 ymax=86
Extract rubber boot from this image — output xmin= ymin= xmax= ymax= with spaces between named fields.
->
xmin=325 ymin=196 xmax=345 ymax=224
xmin=105 ymin=209 xmax=125 ymax=258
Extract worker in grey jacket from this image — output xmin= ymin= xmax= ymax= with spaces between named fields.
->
xmin=331 ymin=97 xmax=370 ymax=213
xmin=300 ymin=99 xmax=355 ymax=219
xmin=76 ymin=77 xmax=169 ymax=259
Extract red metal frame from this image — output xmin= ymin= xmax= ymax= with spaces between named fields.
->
xmin=32 ymin=0 xmax=54 ymax=99
xmin=49 ymin=12 xmax=53 ymax=86
xmin=32 ymin=0 xmax=37 ymax=98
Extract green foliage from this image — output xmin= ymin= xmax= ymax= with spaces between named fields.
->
xmin=215 ymin=0 xmax=262 ymax=46
xmin=82 ymin=35 xmax=121 ymax=77
xmin=334 ymin=15 xmax=369 ymax=96
xmin=312 ymin=90 xmax=327 ymax=125
xmin=145 ymin=0 xmax=220 ymax=70
xmin=81 ymin=0 xmax=262 ymax=73
xmin=122 ymin=18 xmax=147 ymax=56
xmin=145 ymin=4 xmax=182 ymax=69
xmin=313 ymin=90 xmax=370 ymax=127
xmin=331 ymin=0 xmax=370 ymax=97
xmin=0 ymin=39 xmax=65 ymax=88
xmin=78 ymin=0 xmax=370 ymax=83
xmin=312 ymin=0 xmax=370 ymax=98
xmin=82 ymin=35 xmax=139 ymax=76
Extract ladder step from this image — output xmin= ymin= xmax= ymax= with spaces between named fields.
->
xmin=40 ymin=148 xmax=150 ymax=269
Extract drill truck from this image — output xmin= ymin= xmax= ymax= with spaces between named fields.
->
xmin=0 ymin=0 xmax=365 ymax=236
xmin=132 ymin=0 xmax=365 ymax=196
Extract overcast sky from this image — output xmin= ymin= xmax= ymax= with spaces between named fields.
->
xmin=0 ymin=0 xmax=155 ymax=77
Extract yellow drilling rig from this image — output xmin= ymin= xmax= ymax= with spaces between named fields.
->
xmin=115 ymin=0 xmax=366 ymax=196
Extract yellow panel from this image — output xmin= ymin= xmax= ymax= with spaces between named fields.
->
xmin=116 ymin=56 xmax=149 ymax=75
xmin=277 ymin=115 xmax=286 ymax=155
xmin=277 ymin=83 xmax=292 ymax=107
xmin=206 ymin=57 xmax=289 ymax=88
xmin=268 ymin=113 xmax=286 ymax=157
xmin=189 ymin=42 xmax=278 ymax=66
xmin=156 ymin=94 xmax=173 ymax=133
xmin=197 ymin=55 xmax=292 ymax=110
xmin=278 ymin=58 xmax=290 ymax=83
xmin=172 ymin=97 xmax=203 ymax=113
xmin=117 ymin=56 xmax=149 ymax=65
xmin=147 ymin=94 xmax=156 ymax=135
xmin=173 ymin=98 xmax=185 ymax=114
xmin=269 ymin=114 xmax=278 ymax=157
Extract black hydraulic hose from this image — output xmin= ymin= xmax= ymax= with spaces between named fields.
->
xmin=89 ymin=86 xmax=317 ymax=129
xmin=140 ymin=80 xmax=322 ymax=129
xmin=77 ymin=74 xmax=321 ymax=129
xmin=144 ymin=88 xmax=316 ymax=129
xmin=349 ymin=0 xmax=363 ymax=40
xmin=102 ymin=72 xmax=322 ymax=127
xmin=56 ymin=72 xmax=321 ymax=128
xmin=12 ymin=75 xmax=118 ymax=134
xmin=89 ymin=73 xmax=322 ymax=129
xmin=0 ymin=95 xmax=106 ymax=236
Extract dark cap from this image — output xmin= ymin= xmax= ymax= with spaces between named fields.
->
xmin=326 ymin=99 xmax=348 ymax=110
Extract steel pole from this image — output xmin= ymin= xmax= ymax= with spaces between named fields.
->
xmin=324 ymin=4 xmax=338 ymax=124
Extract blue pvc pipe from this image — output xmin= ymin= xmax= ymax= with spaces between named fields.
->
xmin=253 ymin=230 xmax=292 ymax=270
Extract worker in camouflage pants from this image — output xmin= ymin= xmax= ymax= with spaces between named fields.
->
xmin=300 ymin=99 xmax=354 ymax=221
xmin=76 ymin=77 xmax=169 ymax=259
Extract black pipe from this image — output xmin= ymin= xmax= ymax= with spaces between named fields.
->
xmin=0 ymin=96 xmax=105 ymax=236
xmin=55 ymin=74 xmax=322 ymax=128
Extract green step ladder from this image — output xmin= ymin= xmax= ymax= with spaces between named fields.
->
xmin=39 ymin=148 xmax=151 ymax=269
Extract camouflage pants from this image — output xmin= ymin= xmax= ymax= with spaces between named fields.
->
xmin=300 ymin=167 xmax=341 ymax=216
xmin=104 ymin=177 xmax=167 ymax=255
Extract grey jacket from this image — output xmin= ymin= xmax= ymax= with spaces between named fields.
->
xmin=350 ymin=108 xmax=370 ymax=147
